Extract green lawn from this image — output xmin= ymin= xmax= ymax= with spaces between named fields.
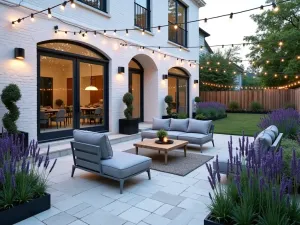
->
xmin=213 ymin=113 xmax=265 ymax=136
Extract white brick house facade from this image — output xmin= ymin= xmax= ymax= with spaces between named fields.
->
xmin=0 ymin=0 xmax=204 ymax=142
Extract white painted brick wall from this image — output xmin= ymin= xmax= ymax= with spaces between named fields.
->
xmin=0 ymin=0 xmax=201 ymax=141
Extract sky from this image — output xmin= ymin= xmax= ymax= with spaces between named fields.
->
xmin=199 ymin=0 xmax=266 ymax=68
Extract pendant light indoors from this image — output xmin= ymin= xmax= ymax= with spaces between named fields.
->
xmin=85 ymin=64 xmax=98 ymax=91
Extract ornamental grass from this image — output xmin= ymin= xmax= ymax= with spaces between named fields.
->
xmin=196 ymin=102 xmax=226 ymax=119
xmin=0 ymin=133 xmax=56 ymax=210
xmin=207 ymin=135 xmax=300 ymax=225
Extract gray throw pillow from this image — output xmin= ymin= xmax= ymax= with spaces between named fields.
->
xmin=266 ymin=125 xmax=279 ymax=138
xmin=187 ymin=119 xmax=212 ymax=134
xmin=253 ymin=131 xmax=272 ymax=155
xmin=152 ymin=118 xmax=170 ymax=130
xmin=73 ymin=130 xmax=113 ymax=159
xmin=170 ymin=119 xmax=189 ymax=132
xmin=264 ymin=130 xmax=275 ymax=142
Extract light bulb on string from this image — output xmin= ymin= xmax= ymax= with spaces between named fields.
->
xmin=174 ymin=24 xmax=178 ymax=29
xmin=157 ymin=26 xmax=161 ymax=32
xmin=61 ymin=1 xmax=67 ymax=10
xmin=272 ymin=2 xmax=279 ymax=12
xmin=281 ymin=58 xmax=284 ymax=62
xmin=65 ymin=31 xmax=67 ymax=35
xmin=114 ymin=30 xmax=117 ymax=35
xmin=229 ymin=13 xmax=233 ymax=19
xmin=104 ymin=30 xmax=107 ymax=35
xmin=47 ymin=8 xmax=52 ymax=18
xmin=126 ymin=29 xmax=129 ymax=36
xmin=179 ymin=47 xmax=182 ymax=51
xmin=70 ymin=0 xmax=76 ymax=8
xmin=94 ymin=31 xmax=97 ymax=37
xmin=158 ymin=46 xmax=161 ymax=51
xmin=12 ymin=21 xmax=15 ymax=27
xmin=278 ymin=41 xmax=283 ymax=47
xmin=30 ymin=14 xmax=34 ymax=22
xmin=142 ymin=28 xmax=145 ymax=35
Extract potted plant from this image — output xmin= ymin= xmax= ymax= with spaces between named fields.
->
xmin=156 ymin=129 xmax=168 ymax=142
xmin=119 ymin=92 xmax=139 ymax=135
xmin=162 ymin=95 xmax=177 ymax=119
xmin=0 ymin=133 xmax=56 ymax=225
xmin=55 ymin=99 xmax=64 ymax=108
xmin=0 ymin=84 xmax=28 ymax=148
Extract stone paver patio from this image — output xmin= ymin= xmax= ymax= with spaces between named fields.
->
xmin=16 ymin=134 xmax=249 ymax=225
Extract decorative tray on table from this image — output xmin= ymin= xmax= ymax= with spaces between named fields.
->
xmin=155 ymin=140 xmax=174 ymax=144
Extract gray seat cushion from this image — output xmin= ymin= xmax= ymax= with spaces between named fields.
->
xmin=264 ymin=130 xmax=275 ymax=142
xmin=101 ymin=152 xmax=151 ymax=179
xmin=187 ymin=119 xmax=212 ymax=134
xmin=254 ymin=130 xmax=272 ymax=154
xmin=178 ymin=133 xmax=213 ymax=145
xmin=266 ymin=125 xmax=279 ymax=138
xmin=167 ymin=131 xmax=186 ymax=140
xmin=141 ymin=130 xmax=158 ymax=139
xmin=170 ymin=119 xmax=189 ymax=132
xmin=73 ymin=130 xmax=113 ymax=159
xmin=152 ymin=118 xmax=170 ymax=130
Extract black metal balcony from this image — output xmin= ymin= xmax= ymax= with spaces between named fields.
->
xmin=134 ymin=3 xmax=150 ymax=31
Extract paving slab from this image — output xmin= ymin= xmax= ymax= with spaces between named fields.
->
xmin=136 ymin=198 xmax=164 ymax=212
xmin=119 ymin=207 xmax=151 ymax=224
xmin=43 ymin=212 xmax=77 ymax=225
xmin=82 ymin=209 xmax=126 ymax=225
xmin=143 ymin=214 xmax=171 ymax=225
xmin=151 ymin=191 xmax=186 ymax=206
xmin=154 ymin=204 xmax=174 ymax=216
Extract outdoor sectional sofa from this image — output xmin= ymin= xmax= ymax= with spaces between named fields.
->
xmin=70 ymin=130 xmax=152 ymax=194
xmin=213 ymin=125 xmax=283 ymax=174
xmin=141 ymin=118 xmax=215 ymax=152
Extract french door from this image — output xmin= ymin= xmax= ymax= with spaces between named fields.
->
xmin=129 ymin=69 xmax=144 ymax=122
xmin=37 ymin=49 xmax=108 ymax=142
xmin=168 ymin=75 xmax=189 ymax=114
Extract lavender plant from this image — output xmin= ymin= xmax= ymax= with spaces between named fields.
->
xmin=0 ymin=133 xmax=57 ymax=210
xmin=206 ymin=134 xmax=300 ymax=224
xmin=258 ymin=108 xmax=300 ymax=140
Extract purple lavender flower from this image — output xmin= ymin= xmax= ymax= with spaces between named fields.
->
xmin=49 ymin=159 xmax=57 ymax=174
xmin=259 ymin=177 xmax=265 ymax=192
xmin=215 ymin=156 xmax=221 ymax=182
xmin=38 ymin=156 xmax=44 ymax=168
xmin=0 ymin=168 xmax=5 ymax=185
xmin=26 ymin=161 xmax=30 ymax=174
xmin=235 ymin=175 xmax=242 ymax=197
xmin=209 ymin=192 xmax=213 ymax=201
xmin=11 ymin=175 xmax=16 ymax=189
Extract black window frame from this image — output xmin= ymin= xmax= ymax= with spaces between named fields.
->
xmin=168 ymin=0 xmax=188 ymax=47
xmin=77 ymin=0 xmax=107 ymax=13
xmin=134 ymin=0 xmax=151 ymax=31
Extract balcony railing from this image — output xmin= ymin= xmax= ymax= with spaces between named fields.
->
xmin=168 ymin=21 xmax=187 ymax=47
xmin=78 ymin=0 xmax=107 ymax=12
xmin=134 ymin=3 xmax=150 ymax=31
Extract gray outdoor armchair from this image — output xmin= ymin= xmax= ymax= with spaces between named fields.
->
xmin=70 ymin=130 xmax=152 ymax=194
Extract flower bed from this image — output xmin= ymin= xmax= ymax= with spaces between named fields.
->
xmin=0 ymin=133 xmax=57 ymax=224
xmin=258 ymin=108 xmax=300 ymax=140
xmin=196 ymin=102 xmax=227 ymax=120
xmin=205 ymin=135 xmax=300 ymax=225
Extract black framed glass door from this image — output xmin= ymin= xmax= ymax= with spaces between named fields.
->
xmin=37 ymin=41 xmax=109 ymax=142
xmin=129 ymin=69 xmax=144 ymax=122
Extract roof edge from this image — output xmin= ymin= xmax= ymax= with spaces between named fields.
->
xmin=192 ymin=0 xmax=206 ymax=8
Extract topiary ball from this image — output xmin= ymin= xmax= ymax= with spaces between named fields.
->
xmin=1 ymin=84 xmax=21 ymax=106
xmin=164 ymin=95 xmax=173 ymax=104
xmin=123 ymin=92 xmax=133 ymax=105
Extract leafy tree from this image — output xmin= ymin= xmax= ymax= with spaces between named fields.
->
xmin=244 ymin=0 xmax=300 ymax=87
xmin=199 ymin=49 xmax=242 ymax=90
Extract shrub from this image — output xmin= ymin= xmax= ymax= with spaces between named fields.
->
xmin=207 ymin=135 xmax=300 ymax=225
xmin=177 ymin=112 xmax=187 ymax=119
xmin=123 ymin=92 xmax=134 ymax=119
xmin=164 ymin=95 xmax=173 ymax=116
xmin=195 ymin=113 xmax=206 ymax=120
xmin=284 ymin=103 xmax=296 ymax=110
xmin=258 ymin=108 xmax=300 ymax=139
xmin=281 ymin=138 xmax=300 ymax=177
xmin=1 ymin=84 xmax=21 ymax=133
xmin=228 ymin=101 xmax=239 ymax=111
xmin=55 ymin=99 xmax=64 ymax=107
xmin=196 ymin=102 xmax=226 ymax=119
xmin=0 ymin=133 xmax=57 ymax=210
xmin=156 ymin=129 xmax=168 ymax=139
xmin=250 ymin=101 xmax=263 ymax=112
xmin=194 ymin=97 xmax=201 ymax=103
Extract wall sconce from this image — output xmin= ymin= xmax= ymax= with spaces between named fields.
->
xmin=194 ymin=80 xmax=199 ymax=84
xmin=162 ymin=74 xmax=168 ymax=80
xmin=118 ymin=67 xmax=125 ymax=74
xmin=14 ymin=48 xmax=25 ymax=60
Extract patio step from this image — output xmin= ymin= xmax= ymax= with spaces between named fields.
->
xmin=39 ymin=132 xmax=141 ymax=159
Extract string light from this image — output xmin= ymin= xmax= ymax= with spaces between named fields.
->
xmin=114 ymin=30 xmax=116 ymax=35
xmin=60 ymin=1 xmax=67 ymax=10
xmin=204 ymin=18 xmax=208 ymax=23
xmin=278 ymin=41 xmax=283 ymax=46
xmin=94 ymin=31 xmax=97 ymax=37
xmin=260 ymin=5 xmax=264 ymax=10
xmin=272 ymin=2 xmax=279 ymax=12
xmin=126 ymin=29 xmax=129 ymax=36
xmin=179 ymin=47 xmax=182 ymax=51
xmin=70 ymin=0 xmax=75 ymax=8
xmin=281 ymin=58 xmax=285 ymax=62
xmin=104 ymin=30 xmax=107 ymax=35
xmin=142 ymin=28 xmax=145 ymax=35
xmin=30 ymin=14 xmax=34 ymax=22
xmin=229 ymin=13 xmax=233 ymax=19
xmin=174 ymin=24 xmax=178 ymax=29
xmin=47 ymin=8 xmax=52 ymax=18
xmin=157 ymin=26 xmax=161 ymax=32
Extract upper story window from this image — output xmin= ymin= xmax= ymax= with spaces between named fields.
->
xmin=168 ymin=0 xmax=187 ymax=47
xmin=134 ymin=0 xmax=151 ymax=31
xmin=78 ymin=0 xmax=107 ymax=13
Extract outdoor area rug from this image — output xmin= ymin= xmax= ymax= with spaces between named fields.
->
xmin=124 ymin=148 xmax=214 ymax=176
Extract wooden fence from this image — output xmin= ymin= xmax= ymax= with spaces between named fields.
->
xmin=200 ymin=88 xmax=300 ymax=111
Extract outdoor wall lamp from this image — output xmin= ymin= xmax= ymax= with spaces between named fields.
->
xmin=162 ymin=74 xmax=168 ymax=80
xmin=14 ymin=48 xmax=25 ymax=60
xmin=194 ymin=80 xmax=199 ymax=84
xmin=118 ymin=67 xmax=125 ymax=74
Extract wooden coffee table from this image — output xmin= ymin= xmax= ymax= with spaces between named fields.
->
xmin=134 ymin=139 xmax=188 ymax=165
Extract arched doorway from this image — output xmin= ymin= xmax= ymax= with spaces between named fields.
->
xmin=168 ymin=67 xmax=189 ymax=115
xmin=37 ymin=40 xmax=109 ymax=142
xmin=128 ymin=58 xmax=144 ymax=122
